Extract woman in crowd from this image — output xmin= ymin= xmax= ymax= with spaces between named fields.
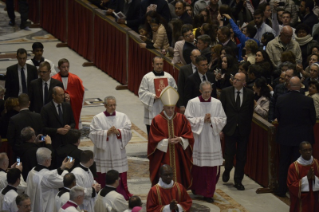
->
xmin=298 ymin=53 xmax=319 ymax=79
xmin=209 ymin=44 xmax=222 ymax=71
xmin=244 ymin=39 xmax=258 ymax=64
xmin=255 ymin=50 xmax=273 ymax=83
xmin=238 ymin=61 xmax=251 ymax=75
xmin=253 ymin=77 xmax=270 ymax=119
xmin=171 ymin=19 xmax=183 ymax=46
xmin=185 ymin=4 xmax=193 ymax=18
xmin=221 ymin=46 xmax=236 ymax=60
xmin=0 ymin=98 xmax=19 ymax=139
xmin=199 ymin=8 xmax=212 ymax=24
xmin=215 ymin=54 xmax=238 ymax=89
xmin=307 ymin=81 xmax=319 ymax=119
xmin=311 ymin=46 xmax=319 ymax=55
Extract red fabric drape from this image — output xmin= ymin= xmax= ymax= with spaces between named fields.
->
xmin=93 ymin=16 xmax=126 ymax=84
xmin=67 ymin=0 xmax=93 ymax=60
xmin=40 ymin=0 xmax=66 ymax=42
xmin=28 ymin=0 xmax=39 ymax=23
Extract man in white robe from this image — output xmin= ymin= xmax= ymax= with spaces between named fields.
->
xmin=185 ymin=81 xmax=227 ymax=203
xmin=26 ymin=147 xmax=74 ymax=212
xmin=55 ymin=173 xmax=76 ymax=210
xmin=94 ymin=170 xmax=128 ymax=212
xmin=138 ymin=56 xmax=177 ymax=135
xmin=59 ymin=186 xmax=84 ymax=212
xmin=89 ymin=96 xmax=132 ymax=199
xmin=0 ymin=152 xmax=27 ymax=194
xmin=71 ymin=150 xmax=101 ymax=212
xmin=0 ymin=168 xmax=21 ymax=212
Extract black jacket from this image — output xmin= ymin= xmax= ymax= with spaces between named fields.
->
xmin=182 ymin=42 xmax=196 ymax=65
xmin=115 ymin=0 xmax=141 ymax=32
xmin=177 ymin=64 xmax=194 ymax=107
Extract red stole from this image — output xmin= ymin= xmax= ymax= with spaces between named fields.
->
xmin=287 ymin=158 xmax=319 ymax=212
xmin=61 ymin=200 xmax=78 ymax=209
xmin=52 ymin=73 xmax=84 ymax=129
xmin=148 ymin=112 xmax=194 ymax=189
xmin=146 ymin=182 xmax=192 ymax=212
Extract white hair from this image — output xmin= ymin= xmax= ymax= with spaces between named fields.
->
xmin=104 ymin=96 xmax=116 ymax=105
xmin=70 ymin=186 xmax=84 ymax=201
xmin=36 ymin=147 xmax=52 ymax=165
xmin=200 ymin=81 xmax=212 ymax=91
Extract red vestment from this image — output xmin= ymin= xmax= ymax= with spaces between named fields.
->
xmin=287 ymin=158 xmax=319 ymax=212
xmin=148 ymin=112 xmax=194 ymax=189
xmin=52 ymin=73 xmax=84 ymax=129
xmin=146 ymin=182 xmax=192 ymax=212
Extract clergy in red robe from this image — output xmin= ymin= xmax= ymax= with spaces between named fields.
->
xmin=52 ymin=59 xmax=84 ymax=129
xmin=287 ymin=141 xmax=319 ymax=212
xmin=146 ymin=165 xmax=192 ymax=212
xmin=148 ymin=86 xmax=194 ymax=189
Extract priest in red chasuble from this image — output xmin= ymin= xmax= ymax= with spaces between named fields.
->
xmin=146 ymin=165 xmax=192 ymax=212
xmin=287 ymin=141 xmax=319 ymax=212
xmin=148 ymin=86 xmax=194 ymax=189
xmin=52 ymin=58 xmax=84 ymax=129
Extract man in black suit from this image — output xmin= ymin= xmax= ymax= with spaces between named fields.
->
xmin=217 ymin=26 xmax=237 ymax=50
xmin=184 ymin=55 xmax=217 ymax=107
xmin=115 ymin=0 xmax=141 ymax=32
xmin=28 ymin=61 xmax=63 ymax=113
xmin=7 ymin=94 xmax=43 ymax=155
xmin=275 ymin=77 xmax=316 ymax=197
xmin=178 ymin=49 xmax=201 ymax=114
xmin=16 ymin=126 xmax=52 ymax=180
xmin=219 ymin=72 xmax=254 ymax=190
xmin=41 ymin=86 xmax=75 ymax=149
xmin=197 ymin=34 xmax=212 ymax=64
xmin=175 ymin=0 xmax=192 ymax=25
xmin=182 ymin=27 xmax=197 ymax=65
xmin=5 ymin=48 xmax=38 ymax=100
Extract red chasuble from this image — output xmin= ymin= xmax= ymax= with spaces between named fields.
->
xmin=52 ymin=73 xmax=84 ymax=129
xmin=148 ymin=112 xmax=194 ymax=189
xmin=287 ymin=158 xmax=319 ymax=212
xmin=146 ymin=182 xmax=192 ymax=212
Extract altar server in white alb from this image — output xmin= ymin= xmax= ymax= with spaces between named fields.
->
xmin=26 ymin=147 xmax=74 ymax=212
xmin=185 ymin=81 xmax=227 ymax=203
xmin=138 ymin=56 xmax=177 ymax=135
xmin=89 ymin=96 xmax=132 ymax=200
xmin=59 ymin=186 xmax=84 ymax=212
xmin=0 ymin=168 xmax=21 ymax=212
xmin=71 ymin=150 xmax=101 ymax=212
xmin=55 ymin=173 xmax=77 ymax=210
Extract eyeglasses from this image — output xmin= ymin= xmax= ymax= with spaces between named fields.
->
xmin=38 ymin=71 xmax=49 ymax=74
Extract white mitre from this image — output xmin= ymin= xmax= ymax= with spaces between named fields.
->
xmin=160 ymin=86 xmax=179 ymax=106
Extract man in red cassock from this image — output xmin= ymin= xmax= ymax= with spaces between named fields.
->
xmin=146 ymin=164 xmax=192 ymax=212
xmin=52 ymin=58 xmax=84 ymax=129
xmin=148 ymin=86 xmax=194 ymax=189
xmin=287 ymin=141 xmax=319 ymax=212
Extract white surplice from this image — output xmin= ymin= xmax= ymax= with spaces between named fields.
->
xmin=58 ymin=200 xmax=81 ymax=212
xmin=94 ymin=189 xmax=128 ymax=212
xmin=0 ymin=170 xmax=27 ymax=194
xmin=26 ymin=167 xmax=68 ymax=212
xmin=0 ymin=186 xmax=18 ymax=212
xmin=89 ymin=111 xmax=132 ymax=173
xmin=55 ymin=187 xmax=71 ymax=210
xmin=138 ymin=72 xmax=177 ymax=125
xmin=71 ymin=165 xmax=96 ymax=212
xmin=185 ymin=97 xmax=227 ymax=167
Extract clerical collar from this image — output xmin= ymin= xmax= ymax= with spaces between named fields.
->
xmin=31 ymin=57 xmax=45 ymax=66
xmin=100 ymin=185 xmax=117 ymax=197
xmin=105 ymin=185 xmax=116 ymax=189
xmin=163 ymin=111 xmax=173 ymax=120
xmin=152 ymin=70 xmax=164 ymax=76
xmin=199 ymin=95 xmax=211 ymax=102
xmin=1 ymin=185 xmax=17 ymax=195
xmin=104 ymin=111 xmax=116 ymax=116
xmin=79 ymin=163 xmax=89 ymax=171
xmin=158 ymin=178 xmax=174 ymax=189
xmin=58 ymin=187 xmax=71 ymax=197
xmin=35 ymin=164 xmax=48 ymax=172
xmin=297 ymin=156 xmax=313 ymax=166
xmin=0 ymin=168 xmax=6 ymax=173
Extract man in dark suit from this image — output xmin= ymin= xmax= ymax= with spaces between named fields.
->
xmin=41 ymin=86 xmax=75 ymax=149
xmin=299 ymin=0 xmax=318 ymax=30
xmin=5 ymin=48 xmax=38 ymax=99
xmin=7 ymin=94 xmax=43 ymax=155
xmin=184 ymin=55 xmax=217 ymax=107
xmin=219 ymin=72 xmax=254 ymax=190
xmin=182 ymin=27 xmax=197 ymax=65
xmin=115 ymin=0 xmax=141 ymax=32
xmin=175 ymin=0 xmax=192 ymax=25
xmin=275 ymin=77 xmax=316 ymax=197
xmin=177 ymin=49 xmax=201 ymax=114
xmin=28 ymin=61 xmax=63 ymax=113
xmin=197 ymin=34 xmax=212 ymax=64
xmin=217 ymin=26 xmax=237 ymax=50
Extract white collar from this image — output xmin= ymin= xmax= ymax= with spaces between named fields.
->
xmin=297 ymin=156 xmax=313 ymax=166
xmin=80 ymin=163 xmax=89 ymax=169
xmin=163 ymin=111 xmax=173 ymax=120
xmin=158 ymin=178 xmax=174 ymax=188
xmin=64 ymin=187 xmax=71 ymax=191
xmin=235 ymin=87 xmax=243 ymax=93
xmin=18 ymin=64 xmax=27 ymax=69
xmin=42 ymin=78 xmax=51 ymax=83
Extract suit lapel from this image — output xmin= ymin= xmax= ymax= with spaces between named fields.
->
xmin=230 ymin=87 xmax=237 ymax=110
xmin=26 ymin=65 xmax=33 ymax=87
xmin=187 ymin=64 xmax=193 ymax=76
xmin=52 ymin=101 xmax=63 ymax=125
xmin=14 ymin=65 xmax=19 ymax=89
xmin=38 ymin=79 xmax=44 ymax=104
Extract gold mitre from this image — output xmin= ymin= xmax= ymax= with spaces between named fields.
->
xmin=160 ymin=86 xmax=179 ymax=106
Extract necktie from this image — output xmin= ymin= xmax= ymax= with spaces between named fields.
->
xmin=58 ymin=104 xmax=63 ymax=123
xmin=202 ymin=75 xmax=206 ymax=81
xmin=236 ymin=91 xmax=241 ymax=109
xmin=44 ymin=82 xmax=49 ymax=105
xmin=21 ymin=68 xmax=27 ymax=93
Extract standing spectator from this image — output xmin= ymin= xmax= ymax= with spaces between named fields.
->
xmin=208 ymin=44 xmax=222 ymax=71
xmin=255 ymin=50 xmax=273 ymax=83
xmin=272 ymin=11 xmax=296 ymax=37
xmin=298 ymin=53 xmax=319 ymax=79
xmin=253 ymin=9 xmax=276 ymax=42
xmin=260 ymin=32 xmax=275 ymax=50
xmin=215 ymin=54 xmax=238 ymax=89
xmin=253 ymin=78 xmax=270 ymax=119
xmin=266 ymin=26 xmax=302 ymax=68
xmin=246 ymin=64 xmax=262 ymax=90
xmin=304 ymin=63 xmax=319 ymax=90
xmin=299 ymin=0 xmax=319 ymax=30
xmin=140 ymin=0 xmax=171 ymax=23
xmin=207 ymin=0 xmax=219 ymax=23
xmin=182 ymin=27 xmax=197 ymax=64
xmin=280 ymin=51 xmax=296 ymax=64
xmin=270 ymin=0 xmax=298 ymax=26
xmin=238 ymin=61 xmax=251 ymax=75
xmin=0 ymin=98 xmax=19 ymax=140
xmin=197 ymin=34 xmax=212 ymax=63
xmin=172 ymin=25 xmax=194 ymax=65
xmin=217 ymin=26 xmax=237 ymax=50
xmin=5 ymin=0 xmax=29 ymax=29
xmin=275 ymin=77 xmax=316 ymax=197
xmin=307 ymin=81 xmax=319 ymax=119
xmin=244 ymin=40 xmax=258 ymax=64
xmin=194 ymin=0 xmax=209 ymax=15
xmin=175 ymin=0 xmax=193 ymax=25
xmin=220 ymin=73 xmax=254 ymax=190
xmin=5 ymin=48 xmax=38 ymax=99
xmin=115 ymin=0 xmax=141 ymax=32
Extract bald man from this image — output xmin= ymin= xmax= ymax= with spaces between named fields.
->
xmin=275 ymin=77 xmax=316 ymax=197
xmin=266 ymin=26 xmax=302 ymax=68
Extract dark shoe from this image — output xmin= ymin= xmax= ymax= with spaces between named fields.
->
xmin=234 ymin=182 xmax=245 ymax=190
xmin=203 ymin=197 xmax=214 ymax=203
xmin=9 ymin=20 xmax=15 ymax=26
xmin=222 ymin=170 xmax=230 ymax=182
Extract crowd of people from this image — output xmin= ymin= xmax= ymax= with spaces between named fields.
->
xmin=1 ymin=0 xmax=319 ymax=211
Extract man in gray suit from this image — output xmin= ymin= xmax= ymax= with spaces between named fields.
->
xmin=177 ymin=49 xmax=201 ymax=114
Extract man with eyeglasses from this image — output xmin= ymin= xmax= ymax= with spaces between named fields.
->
xmin=182 ymin=27 xmax=197 ymax=65
xmin=16 ymin=194 xmax=31 ymax=212
xmin=28 ymin=61 xmax=63 ymax=113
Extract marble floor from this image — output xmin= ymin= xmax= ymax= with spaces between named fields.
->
xmin=0 ymin=1 xmax=290 ymax=211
